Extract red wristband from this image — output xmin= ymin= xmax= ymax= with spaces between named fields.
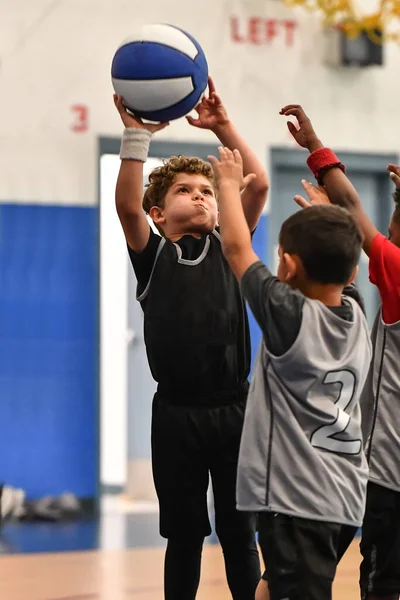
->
xmin=306 ymin=148 xmax=345 ymax=184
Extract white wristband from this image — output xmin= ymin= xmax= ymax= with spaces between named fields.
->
xmin=119 ymin=127 xmax=152 ymax=162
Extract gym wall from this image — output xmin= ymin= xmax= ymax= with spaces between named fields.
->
xmin=0 ymin=0 xmax=399 ymax=499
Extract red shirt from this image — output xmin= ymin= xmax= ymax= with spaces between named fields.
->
xmin=370 ymin=232 xmax=400 ymax=324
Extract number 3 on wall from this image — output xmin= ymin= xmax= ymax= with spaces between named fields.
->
xmin=311 ymin=370 xmax=361 ymax=455
xmin=71 ymin=105 xmax=89 ymax=132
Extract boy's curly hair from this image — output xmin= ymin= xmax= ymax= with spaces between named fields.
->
xmin=143 ymin=156 xmax=214 ymax=228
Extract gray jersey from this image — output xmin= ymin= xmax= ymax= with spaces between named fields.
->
xmin=362 ymin=310 xmax=400 ymax=492
xmin=238 ymin=273 xmax=372 ymax=526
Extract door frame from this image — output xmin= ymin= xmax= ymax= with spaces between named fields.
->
xmin=97 ymin=137 xmax=221 ymax=499
xmin=268 ymin=147 xmax=399 ymax=325
xmin=269 ymin=147 xmax=398 ymax=263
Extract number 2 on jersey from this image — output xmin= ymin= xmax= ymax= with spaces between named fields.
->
xmin=311 ymin=370 xmax=361 ymax=455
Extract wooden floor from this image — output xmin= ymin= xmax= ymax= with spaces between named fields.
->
xmin=0 ymin=540 xmax=361 ymax=600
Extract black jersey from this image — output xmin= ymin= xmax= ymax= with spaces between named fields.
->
xmin=128 ymin=228 xmax=251 ymax=400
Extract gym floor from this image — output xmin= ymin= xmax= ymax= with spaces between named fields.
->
xmin=0 ymin=496 xmax=361 ymax=600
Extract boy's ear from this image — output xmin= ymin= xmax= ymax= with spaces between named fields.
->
xmin=149 ymin=205 xmax=166 ymax=225
xmin=346 ymin=265 xmax=359 ymax=286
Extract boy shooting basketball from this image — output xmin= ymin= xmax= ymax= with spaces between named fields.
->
xmin=209 ymin=145 xmax=372 ymax=600
xmin=113 ymin=78 xmax=268 ymax=600
xmin=285 ymin=103 xmax=400 ymax=600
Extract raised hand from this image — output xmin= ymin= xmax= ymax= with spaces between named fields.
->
xmin=208 ymin=147 xmax=256 ymax=190
xmin=294 ymin=180 xmax=331 ymax=209
xmin=388 ymin=163 xmax=400 ymax=189
xmin=186 ymin=77 xmax=229 ymax=131
xmin=113 ymin=94 xmax=169 ymax=133
xmin=279 ymin=104 xmax=323 ymax=152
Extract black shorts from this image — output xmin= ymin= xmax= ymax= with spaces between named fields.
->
xmin=337 ymin=522 xmax=359 ymax=563
xmin=360 ymin=481 xmax=400 ymax=598
xmin=258 ymin=512 xmax=357 ymax=600
xmin=151 ymin=385 xmax=256 ymax=540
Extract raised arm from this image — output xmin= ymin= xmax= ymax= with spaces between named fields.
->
xmin=187 ymin=78 xmax=269 ymax=231
xmin=280 ymin=104 xmax=379 ymax=255
xmin=208 ymin=147 xmax=259 ymax=280
xmin=113 ymin=95 xmax=169 ymax=252
xmin=209 ymin=148 xmax=307 ymax=358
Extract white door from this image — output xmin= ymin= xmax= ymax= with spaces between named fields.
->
xmin=99 ymin=154 xmax=163 ymax=496
xmin=126 ymin=159 xmax=164 ymax=502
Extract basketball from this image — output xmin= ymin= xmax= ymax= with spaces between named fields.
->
xmin=111 ymin=24 xmax=209 ymax=122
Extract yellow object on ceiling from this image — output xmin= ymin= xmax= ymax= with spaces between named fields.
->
xmin=282 ymin=0 xmax=400 ymax=42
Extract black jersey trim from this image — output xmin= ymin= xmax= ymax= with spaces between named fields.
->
xmin=366 ymin=326 xmax=387 ymax=463
xmin=264 ymin=353 xmax=274 ymax=508
xmin=136 ymin=237 xmax=167 ymax=302
xmin=173 ymin=235 xmax=211 ymax=265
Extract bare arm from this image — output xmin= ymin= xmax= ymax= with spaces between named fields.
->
xmin=115 ymin=159 xmax=150 ymax=252
xmin=319 ymin=168 xmax=378 ymax=255
xmin=208 ymin=148 xmax=259 ymax=281
xmin=187 ymin=78 xmax=269 ymax=231
xmin=280 ymin=104 xmax=379 ymax=255
xmin=113 ymin=95 xmax=169 ymax=252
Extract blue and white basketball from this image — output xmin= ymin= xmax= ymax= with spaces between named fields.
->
xmin=111 ymin=24 xmax=209 ymax=122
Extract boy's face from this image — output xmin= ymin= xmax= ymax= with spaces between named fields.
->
xmin=388 ymin=214 xmax=400 ymax=247
xmin=160 ymin=173 xmax=218 ymax=232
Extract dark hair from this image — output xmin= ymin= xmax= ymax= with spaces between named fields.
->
xmin=278 ymin=205 xmax=363 ymax=285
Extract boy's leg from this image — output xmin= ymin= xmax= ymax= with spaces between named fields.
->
xmin=210 ymin=400 xmax=261 ymax=600
xmin=255 ymin=578 xmax=270 ymax=600
xmin=258 ymin=512 xmax=340 ymax=600
xmin=164 ymin=537 xmax=204 ymax=600
xmin=151 ymin=394 xmax=211 ymax=600
xmin=360 ymin=482 xmax=400 ymax=600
